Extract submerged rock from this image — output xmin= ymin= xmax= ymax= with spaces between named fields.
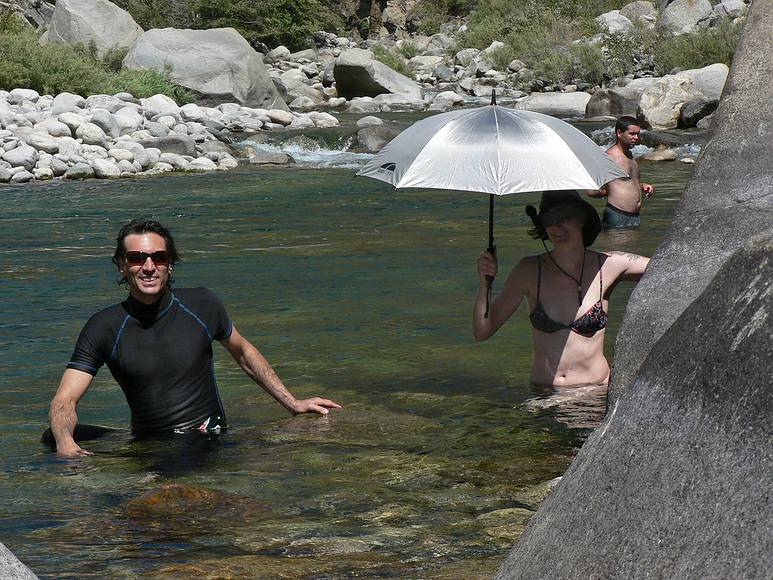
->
xmin=125 ymin=482 xmax=270 ymax=519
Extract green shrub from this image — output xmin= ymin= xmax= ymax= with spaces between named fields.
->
xmin=193 ymin=0 xmax=342 ymax=51
xmin=0 ymin=7 xmax=28 ymax=34
xmin=110 ymin=0 xmax=197 ymax=29
xmin=408 ymin=0 xmax=449 ymax=35
xmin=0 ymin=28 xmax=193 ymax=102
xmin=652 ymin=19 xmax=740 ymax=74
xmin=487 ymin=45 xmax=518 ymax=71
xmin=371 ymin=45 xmax=413 ymax=78
xmin=398 ymin=41 xmax=421 ymax=60
xmin=455 ymin=0 xmax=629 ymax=85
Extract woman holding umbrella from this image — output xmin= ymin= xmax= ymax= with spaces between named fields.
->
xmin=473 ymin=191 xmax=649 ymax=388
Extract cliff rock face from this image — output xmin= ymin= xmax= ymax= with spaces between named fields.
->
xmin=496 ymin=1 xmax=773 ymax=577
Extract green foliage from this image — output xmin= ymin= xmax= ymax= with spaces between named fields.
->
xmin=0 ymin=28 xmax=193 ymax=102
xmin=652 ymin=19 xmax=740 ymax=74
xmin=193 ymin=0 xmax=342 ymax=51
xmin=602 ymin=19 xmax=740 ymax=79
xmin=371 ymin=45 xmax=413 ymax=78
xmin=110 ymin=0 xmax=197 ymax=29
xmin=101 ymin=46 xmax=131 ymax=73
xmin=108 ymin=69 xmax=195 ymax=103
xmin=457 ymin=0 xmax=738 ymax=86
xmin=409 ymin=0 xmax=449 ymax=35
xmin=0 ymin=7 xmax=28 ymax=34
xmin=398 ymin=41 xmax=421 ymax=60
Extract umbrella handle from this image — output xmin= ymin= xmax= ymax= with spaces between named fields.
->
xmin=484 ymin=245 xmax=496 ymax=319
xmin=485 ymin=194 xmax=496 ymax=319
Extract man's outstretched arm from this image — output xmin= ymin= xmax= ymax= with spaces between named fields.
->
xmin=586 ymin=185 xmax=608 ymax=198
xmin=221 ymin=325 xmax=342 ymax=415
xmin=49 ymin=369 xmax=94 ymax=457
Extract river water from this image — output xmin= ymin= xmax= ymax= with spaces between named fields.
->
xmin=0 ymin=123 xmax=695 ymax=578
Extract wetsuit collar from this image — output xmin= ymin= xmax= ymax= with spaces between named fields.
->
xmin=125 ymin=289 xmax=174 ymax=323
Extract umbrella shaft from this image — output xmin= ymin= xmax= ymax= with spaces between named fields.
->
xmin=488 ymin=195 xmax=494 ymax=251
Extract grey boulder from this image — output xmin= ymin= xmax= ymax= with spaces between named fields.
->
xmin=658 ymin=0 xmax=713 ymax=34
xmin=2 ymin=144 xmax=38 ymax=170
xmin=123 ymin=28 xmax=288 ymax=110
xmin=136 ymin=135 xmax=196 ymax=157
xmin=514 ymin=92 xmax=591 ymax=118
xmin=64 ymin=162 xmax=94 ymax=179
xmin=43 ymin=0 xmax=143 ymax=58
xmin=678 ymin=96 xmax=719 ymax=127
xmin=334 ymin=48 xmax=422 ymax=101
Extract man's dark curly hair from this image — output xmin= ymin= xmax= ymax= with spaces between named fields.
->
xmin=112 ymin=218 xmax=181 ymax=287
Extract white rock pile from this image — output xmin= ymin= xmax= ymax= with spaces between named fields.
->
xmin=0 ymin=88 xmax=340 ymax=184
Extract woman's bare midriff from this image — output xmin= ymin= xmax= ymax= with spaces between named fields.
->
xmin=530 ymin=329 xmax=610 ymax=387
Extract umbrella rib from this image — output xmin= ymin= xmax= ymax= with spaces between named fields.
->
xmin=493 ymin=106 xmax=502 ymax=195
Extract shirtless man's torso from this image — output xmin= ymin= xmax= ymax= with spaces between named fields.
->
xmin=588 ymin=117 xmax=654 ymax=228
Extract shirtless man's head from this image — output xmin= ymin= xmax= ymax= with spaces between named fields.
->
xmin=615 ymin=116 xmax=642 ymax=155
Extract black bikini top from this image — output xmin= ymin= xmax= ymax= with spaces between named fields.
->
xmin=529 ymin=254 xmax=608 ymax=335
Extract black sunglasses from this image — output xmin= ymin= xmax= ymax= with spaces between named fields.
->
xmin=124 ymin=251 xmax=170 ymax=266
xmin=540 ymin=205 xmax=582 ymax=227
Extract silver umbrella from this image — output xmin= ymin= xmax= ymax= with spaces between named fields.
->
xmin=356 ymin=93 xmax=628 ymax=314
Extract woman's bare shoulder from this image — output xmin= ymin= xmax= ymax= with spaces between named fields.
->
xmin=513 ymin=254 xmax=542 ymax=271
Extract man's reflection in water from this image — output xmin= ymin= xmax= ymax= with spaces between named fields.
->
xmin=523 ymin=383 xmax=608 ymax=429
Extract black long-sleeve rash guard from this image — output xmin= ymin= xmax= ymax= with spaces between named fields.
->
xmin=66 ymin=288 xmax=233 ymax=433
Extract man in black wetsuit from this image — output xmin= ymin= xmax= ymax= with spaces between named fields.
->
xmin=48 ymin=218 xmax=341 ymax=457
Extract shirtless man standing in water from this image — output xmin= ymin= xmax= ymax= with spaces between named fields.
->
xmin=588 ymin=116 xmax=654 ymax=228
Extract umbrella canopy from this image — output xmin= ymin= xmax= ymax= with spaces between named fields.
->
xmin=356 ymin=105 xmax=628 ymax=195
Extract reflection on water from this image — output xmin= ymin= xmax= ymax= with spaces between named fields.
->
xmin=0 ymin=157 xmax=692 ymax=578
xmin=523 ymin=383 xmax=609 ymax=429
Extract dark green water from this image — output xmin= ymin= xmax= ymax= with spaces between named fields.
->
xmin=0 ymin=158 xmax=692 ymax=578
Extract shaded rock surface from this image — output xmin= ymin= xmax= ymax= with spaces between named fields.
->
xmin=497 ymin=230 xmax=773 ymax=579
xmin=612 ymin=0 xmax=773 ymax=399
xmin=497 ymin=3 xmax=773 ymax=577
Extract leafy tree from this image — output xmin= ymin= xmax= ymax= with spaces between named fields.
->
xmin=194 ymin=0 xmax=342 ymax=51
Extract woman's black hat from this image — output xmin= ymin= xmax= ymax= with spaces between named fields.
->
xmin=525 ymin=191 xmax=602 ymax=247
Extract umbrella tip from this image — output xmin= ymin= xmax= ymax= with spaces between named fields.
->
xmin=490 ymin=90 xmax=496 ymax=106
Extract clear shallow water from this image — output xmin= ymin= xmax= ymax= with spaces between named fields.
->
xmin=0 ymin=143 xmax=693 ymax=578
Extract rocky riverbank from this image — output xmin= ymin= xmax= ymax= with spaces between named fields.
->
xmin=0 ymin=0 xmax=744 ymax=185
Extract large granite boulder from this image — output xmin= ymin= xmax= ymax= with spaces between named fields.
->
xmin=123 ymin=28 xmax=288 ymax=110
xmin=595 ymin=11 xmax=634 ymax=34
xmin=496 ymin=234 xmax=772 ymax=580
xmin=585 ymin=78 xmax=658 ymax=118
xmin=334 ymin=48 xmax=422 ymax=100
xmin=42 ymin=0 xmax=143 ymax=58
xmin=619 ymin=1 xmax=657 ymax=27
xmin=637 ymin=75 xmax=701 ymax=129
xmin=0 ymin=542 xmax=38 ymax=579
xmin=496 ymin=3 xmax=773 ymax=577
xmin=675 ymin=63 xmax=729 ymax=101
xmin=658 ymin=0 xmax=713 ymax=34
xmin=514 ymin=92 xmax=591 ymax=118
